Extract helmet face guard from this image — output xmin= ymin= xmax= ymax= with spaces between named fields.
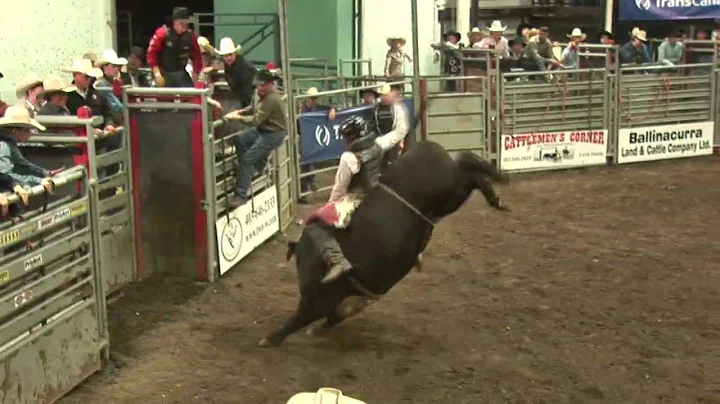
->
xmin=339 ymin=116 xmax=367 ymax=142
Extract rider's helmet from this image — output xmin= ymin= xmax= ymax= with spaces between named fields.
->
xmin=339 ymin=116 xmax=367 ymax=142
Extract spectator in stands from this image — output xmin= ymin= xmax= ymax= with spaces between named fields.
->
xmin=384 ymin=36 xmax=412 ymax=79
xmin=146 ymin=7 xmax=202 ymax=87
xmin=629 ymin=27 xmax=652 ymax=63
xmin=94 ymin=49 xmax=127 ymax=120
xmin=523 ymin=26 xmax=564 ymax=75
xmin=562 ymin=28 xmax=586 ymax=69
xmin=224 ymin=69 xmax=286 ymax=207
xmin=360 ymin=88 xmax=378 ymax=105
xmin=218 ymin=37 xmax=257 ymax=108
xmin=690 ymin=29 xmax=713 ymax=67
xmin=298 ymin=87 xmax=337 ymax=200
xmin=467 ymin=27 xmax=483 ymax=48
xmin=15 ymin=74 xmax=44 ymax=117
xmin=368 ymin=83 xmax=409 ymax=169
xmin=479 ymin=21 xmax=510 ymax=57
xmin=0 ymin=106 xmax=54 ymax=218
xmin=125 ymin=47 xmax=149 ymax=87
xmin=37 ymin=76 xmax=75 ymax=116
xmin=0 ymin=72 xmax=8 ymax=118
xmin=431 ymin=30 xmax=462 ymax=92
xmin=619 ymin=30 xmax=650 ymax=65
xmin=597 ymin=30 xmax=614 ymax=45
xmin=64 ymin=59 xmax=117 ymax=135
xmin=678 ymin=29 xmax=688 ymax=43
xmin=658 ymin=30 xmax=685 ymax=66
xmin=509 ymin=38 xmax=525 ymax=58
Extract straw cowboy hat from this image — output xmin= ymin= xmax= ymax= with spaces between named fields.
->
xmin=216 ymin=37 xmax=241 ymax=56
xmin=468 ymin=27 xmax=482 ymax=36
xmin=38 ymin=76 xmax=76 ymax=98
xmin=0 ymin=106 xmax=45 ymax=131
xmin=376 ymin=82 xmax=393 ymax=95
xmin=487 ymin=20 xmax=507 ymax=32
xmin=567 ymin=28 xmax=587 ymax=41
xmin=95 ymin=49 xmax=128 ymax=67
xmin=306 ymin=87 xmax=320 ymax=97
xmin=197 ymin=36 xmax=217 ymax=54
xmin=15 ymin=73 xmax=43 ymax=97
xmin=634 ymin=30 xmax=648 ymax=41
xmin=286 ymin=388 xmax=365 ymax=404
xmin=63 ymin=59 xmax=102 ymax=78
xmin=386 ymin=36 xmax=406 ymax=46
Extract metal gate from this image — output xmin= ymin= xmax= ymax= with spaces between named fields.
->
xmin=421 ymin=75 xmax=491 ymax=160
xmin=0 ymin=166 xmax=108 ymax=403
xmin=23 ymin=116 xmax=136 ymax=295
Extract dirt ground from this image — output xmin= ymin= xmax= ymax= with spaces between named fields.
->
xmin=61 ymin=156 xmax=720 ymax=404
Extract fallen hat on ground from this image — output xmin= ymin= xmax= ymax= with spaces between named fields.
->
xmin=286 ymin=388 xmax=366 ymax=404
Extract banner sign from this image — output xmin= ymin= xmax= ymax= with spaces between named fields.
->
xmin=500 ymin=130 xmax=608 ymax=171
xmin=617 ymin=121 xmax=714 ymax=164
xmin=216 ymin=186 xmax=279 ymax=275
xmin=298 ymin=98 xmax=414 ymax=164
xmin=619 ymin=0 xmax=720 ymax=21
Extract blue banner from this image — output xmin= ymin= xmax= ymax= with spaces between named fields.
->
xmin=620 ymin=0 xmax=720 ymax=20
xmin=298 ymin=98 xmax=414 ymax=164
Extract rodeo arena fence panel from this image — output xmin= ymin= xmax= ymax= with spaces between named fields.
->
xmin=1 ymin=39 xmax=719 ymax=403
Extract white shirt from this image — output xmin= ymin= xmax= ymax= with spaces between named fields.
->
xmin=375 ymin=100 xmax=410 ymax=151
xmin=329 ymin=152 xmax=360 ymax=202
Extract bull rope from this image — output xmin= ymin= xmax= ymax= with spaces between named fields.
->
xmin=377 ymin=182 xmax=435 ymax=227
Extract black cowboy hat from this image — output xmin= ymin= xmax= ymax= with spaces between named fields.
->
xmin=597 ymin=30 xmax=614 ymax=42
xmin=172 ymin=7 xmax=190 ymax=21
xmin=254 ymin=68 xmax=280 ymax=84
xmin=359 ymin=87 xmax=379 ymax=97
xmin=444 ymin=31 xmax=461 ymax=42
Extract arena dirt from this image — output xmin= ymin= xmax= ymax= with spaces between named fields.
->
xmin=61 ymin=156 xmax=720 ymax=404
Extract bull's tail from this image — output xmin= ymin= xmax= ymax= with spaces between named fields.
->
xmin=286 ymin=242 xmax=297 ymax=261
xmin=456 ymin=151 xmax=510 ymax=184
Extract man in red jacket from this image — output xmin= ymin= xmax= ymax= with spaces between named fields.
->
xmin=146 ymin=7 xmax=202 ymax=87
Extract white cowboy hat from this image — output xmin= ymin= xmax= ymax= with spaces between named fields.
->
xmin=15 ymin=73 xmax=44 ymax=97
xmin=634 ymin=30 xmax=648 ymax=42
xmin=216 ymin=37 xmax=241 ymax=56
xmin=286 ymin=388 xmax=366 ymax=404
xmin=62 ymin=59 xmax=103 ymax=78
xmin=197 ymin=36 xmax=217 ymax=54
xmin=487 ymin=20 xmax=507 ymax=32
xmin=376 ymin=82 xmax=393 ymax=95
xmin=386 ymin=36 xmax=406 ymax=46
xmin=567 ymin=28 xmax=587 ymax=40
xmin=0 ymin=106 xmax=45 ymax=131
xmin=306 ymin=87 xmax=320 ymax=97
xmin=468 ymin=27 xmax=482 ymax=35
xmin=38 ymin=75 xmax=76 ymax=97
xmin=95 ymin=49 xmax=128 ymax=66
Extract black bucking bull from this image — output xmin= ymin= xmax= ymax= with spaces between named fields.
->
xmin=258 ymin=141 xmax=509 ymax=347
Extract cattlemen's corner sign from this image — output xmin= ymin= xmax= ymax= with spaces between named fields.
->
xmin=501 ymin=130 xmax=608 ymax=171
xmin=618 ymin=122 xmax=714 ymax=164
xmin=620 ymin=0 xmax=720 ymax=20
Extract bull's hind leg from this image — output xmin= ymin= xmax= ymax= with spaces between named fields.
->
xmin=306 ymin=312 xmax=346 ymax=337
xmin=258 ymin=297 xmax=328 ymax=347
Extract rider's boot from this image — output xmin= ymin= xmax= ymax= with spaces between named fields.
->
xmin=306 ymin=224 xmax=353 ymax=283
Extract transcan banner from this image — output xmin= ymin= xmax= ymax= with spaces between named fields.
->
xmin=617 ymin=121 xmax=714 ymax=164
xmin=619 ymin=0 xmax=720 ymax=21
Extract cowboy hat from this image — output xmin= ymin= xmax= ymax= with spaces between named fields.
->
xmin=468 ymin=27 xmax=482 ymax=35
xmin=567 ymin=28 xmax=587 ymax=40
xmin=286 ymin=388 xmax=366 ymax=404
xmin=62 ymin=59 xmax=103 ymax=78
xmin=216 ymin=37 xmax=241 ymax=56
xmin=253 ymin=68 xmax=278 ymax=85
xmin=38 ymin=75 xmax=76 ymax=97
xmin=172 ymin=7 xmax=190 ymax=21
xmin=0 ymin=106 xmax=45 ymax=131
xmin=634 ymin=30 xmax=648 ymax=42
xmin=376 ymin=82 xmax=393 ymax=95
xmin=95 ymin=49 xmax=128 ymax=67
xmin=197 ymin=36 xmax=216 ymax=54
xmin=306 ymin=87 xmax=320 ymax=97
xmin=15 ymin=73 xmax=43 ymax=97
xmin=444 ymin=31 xmax=461 ymax=41
xmin=487 ymin=20 xmax=507 ymax=32
xmin=386 ymin=36 xmax=406 ymax=46
xmin=83 ymin=51 xmax=97 ymax=64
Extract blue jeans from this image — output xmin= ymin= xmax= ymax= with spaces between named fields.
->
xmin=233 ymin=127 xmax=286 ymax=199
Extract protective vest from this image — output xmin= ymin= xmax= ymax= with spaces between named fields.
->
xmin=347 ymin=130 xmax=381 ymax=194
xmin=372 ymin=103 xmax=394 ymax=135
xmin=444 ymin=49 xmax=462 ymax=75
xmin=160 ymin=27 xmax=192 ymax=72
